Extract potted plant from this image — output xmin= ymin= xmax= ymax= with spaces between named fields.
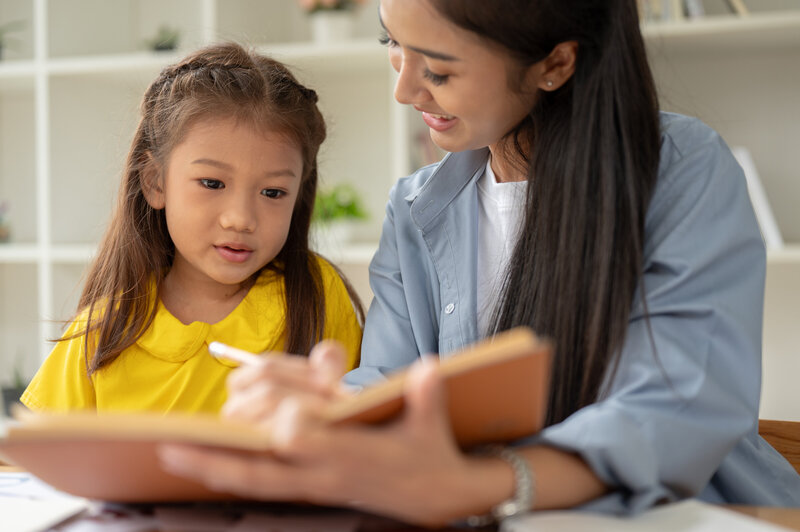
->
xmin=296 ymin=0 xmax=369 ymax=43
xmin=145 ymin=24 xmax=180 ymax=52
xmin=0 ymin=20 xmax=25 ymax=61
xmin=312 ymin=183 xmax=368 ymax=249
xmin=2 ymin=357 xmax=28 ymax=416
xmin=0 ymin=201 xmax=10 ymax=243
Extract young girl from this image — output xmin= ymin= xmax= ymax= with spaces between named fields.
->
xmin=21 ymin=43 xmax=363 ymax=414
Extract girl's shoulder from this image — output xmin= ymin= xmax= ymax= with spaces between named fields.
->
xmin=310 ymin=254 xmax=347 ymax=288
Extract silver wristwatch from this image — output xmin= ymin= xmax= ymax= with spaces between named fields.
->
xmin=464 ymin=445 xmax=535 ymax=527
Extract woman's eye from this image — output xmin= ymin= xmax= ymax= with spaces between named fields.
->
xmin=424 ymin=69 xmax=449 ymax=86
xmin=261 ymin=189 xmax=285 ymax=199
xmin=200 ymin=179 xmax=224 ymax=190
xmin=378 ymin=31 xmax=399 ymax=48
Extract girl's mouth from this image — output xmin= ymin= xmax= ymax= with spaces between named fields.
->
xmin=216 ymin=245 xmax=253 ymax=263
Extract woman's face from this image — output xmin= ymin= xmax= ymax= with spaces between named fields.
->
xmin=380 ymin=0 xmax=539 ymax=154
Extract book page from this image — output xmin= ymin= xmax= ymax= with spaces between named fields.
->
xmin=502 ymin=500 xmax=791 ymax=532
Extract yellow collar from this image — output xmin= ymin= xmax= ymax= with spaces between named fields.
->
xmin=136 ymin=270 xmax=285 ymax=365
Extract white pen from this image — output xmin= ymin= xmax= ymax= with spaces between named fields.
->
xmin=208 ymin=341 xmax=265 ymax=366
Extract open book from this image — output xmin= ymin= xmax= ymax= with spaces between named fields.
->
xmin=0 ymin=328 xmax=551 ymax=503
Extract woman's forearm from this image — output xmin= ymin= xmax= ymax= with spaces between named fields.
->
xmin=444 ymin=445 xmax=609 ymax=521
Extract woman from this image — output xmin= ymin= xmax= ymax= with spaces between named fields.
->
xmin=159 ymin=0 xmax=800 ymax=526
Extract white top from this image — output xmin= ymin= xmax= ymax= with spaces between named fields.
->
xmin=476 ymin=158 xmax=528 ymax=335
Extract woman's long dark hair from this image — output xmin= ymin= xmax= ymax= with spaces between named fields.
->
xmin=433 ymin=0 xmax=661 ymax=425
xmin=71 ymin=43 xmax=363 ymax=374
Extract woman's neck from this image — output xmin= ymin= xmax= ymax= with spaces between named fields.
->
xmin=488 ymin=143 xmax=529 ymax=183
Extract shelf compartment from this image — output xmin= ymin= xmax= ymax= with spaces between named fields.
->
xmin=0 ymin=88 xmax=36 ymax=244
xmin=0 ymin=0 xmax=35 ymax=62
xmin=297 ymin=67 xmax=395 ymax=244
xmin=48 ymin=0 xmax=205 ymax=59
xmin=52 ymin=263 xmax=86 ymax=324
xmin=643 ymin=11 xmax=800 ymax=53
xmin=217 ymin=0 xmax=381 ymax=46
xmin=49 ymin=76 xmax=144 ymax=246
xmin=0 ymin=263 xmax=39 ymax=386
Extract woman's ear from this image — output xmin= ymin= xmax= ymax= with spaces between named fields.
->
xmin=141 ymin=153 xmax=166 ymax=210
xmin=534 ymin=40 xmax=578 ymax=92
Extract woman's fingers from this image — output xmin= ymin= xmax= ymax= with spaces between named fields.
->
xmin=158 ymin=445 xmax=321 ymax=503
xmin=402 ymin=356 xmax=455 ymax=445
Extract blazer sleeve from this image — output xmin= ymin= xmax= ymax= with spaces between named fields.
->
xmin=21 ymin=316 xmax=97 ymax=411
xmin=522 ymin=119 xmax=767 ymax=513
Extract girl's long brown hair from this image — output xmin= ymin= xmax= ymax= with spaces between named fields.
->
xmin=434 ymin=0 xmax=661 ymax=425
xmin=70 ymin=42 xmax=363 ymax=374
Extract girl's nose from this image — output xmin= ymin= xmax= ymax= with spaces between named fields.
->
xmin=219 ymin=196 xmax=256 ymax=233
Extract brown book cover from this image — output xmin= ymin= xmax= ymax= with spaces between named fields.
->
xmin=0 ymin=327 xmax=551 ymax=503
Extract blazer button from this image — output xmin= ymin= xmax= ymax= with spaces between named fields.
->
xmin=445 ymin=303 xmax=455 ymax=314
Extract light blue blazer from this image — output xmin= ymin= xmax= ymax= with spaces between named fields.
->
xmin=344 ymin=112 xmax=800 ymax=512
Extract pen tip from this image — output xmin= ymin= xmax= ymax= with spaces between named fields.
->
xmin=208 ymin=341 xmax=224 ymax=357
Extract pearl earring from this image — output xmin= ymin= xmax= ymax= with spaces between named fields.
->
xmin=546 ymin=80 xmax=554 ymax=88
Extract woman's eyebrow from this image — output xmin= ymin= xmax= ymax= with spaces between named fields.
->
xmin=378 ymin=11 xmax=461 ymax=62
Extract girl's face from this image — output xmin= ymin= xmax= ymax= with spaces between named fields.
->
xmin=380 ymin=0 xmax=539 ymax=155
xmin=149 ymin=117 xmax=303 ymax=291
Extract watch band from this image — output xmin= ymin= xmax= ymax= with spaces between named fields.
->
xmin=464 ymin=445 xmax=535 ymax=527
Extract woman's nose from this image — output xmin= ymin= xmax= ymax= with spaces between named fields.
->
xmin=392 ymin=51 xmax=430 ymax=106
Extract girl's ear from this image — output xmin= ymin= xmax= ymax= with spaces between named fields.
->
xmin=533 ymin=40 xmax=578 ymax=92
xmin=141 ymin=152 xmax=166 ymax=210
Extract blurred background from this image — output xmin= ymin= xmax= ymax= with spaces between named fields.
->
xmin=0 ymin=0 xmax=797 ymax=419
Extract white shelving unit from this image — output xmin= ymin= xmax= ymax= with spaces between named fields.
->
xmin=0 ymin=1 xmax=798 ymax=394
xmin=0 ymin=0 xmax=419 ymax=380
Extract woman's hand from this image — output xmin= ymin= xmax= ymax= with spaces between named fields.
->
xmin=159 ymin=355 xmax=503 ymax=527
xmin=160 ymin=341 xmax=609 ymax=525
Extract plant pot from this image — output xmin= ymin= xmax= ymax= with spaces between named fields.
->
xmin=309 ymin=10 xmax=355 ymax=44
xmin=2 ymin=386 xmax=25 ymax=416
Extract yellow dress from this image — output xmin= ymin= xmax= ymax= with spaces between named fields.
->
xmin=21 ymin=258 xmax=362 ymax=414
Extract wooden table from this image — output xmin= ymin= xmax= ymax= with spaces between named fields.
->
xmin=2 ymin=464 xmax=799 ymax=531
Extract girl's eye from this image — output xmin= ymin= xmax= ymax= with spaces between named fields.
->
xmin=200 ymin=179 xmax=224 ymax=190
xmin=261 ymin=189 xmax=285 ymax=199
xmin=378 ymin=31 xmax=399 ymax=48
xmin=424 ymin=69 xmax=449 ymax=86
